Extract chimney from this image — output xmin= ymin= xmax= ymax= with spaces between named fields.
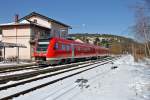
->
xmin=15 ymin=14 xmax=19 ymax=23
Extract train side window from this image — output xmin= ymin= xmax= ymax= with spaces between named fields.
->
xmin=65 ymin=45 xmax=67 ymax=51
xmin=54 ymin=43 xmax=59 ymax=50
xmin=62 ymin=44 xmax=65 ymax=50
xmin=66 ymin=45 xmax=68 ymax=51
xmin=66 ymin=45 xmax=70 ymax=51
xmin=78 ymin=47 xmax=80 ymax=51
xmin=58 ymin=43 xmax=61 ymax=50
xmin=69 ymin=45 xmax=71 ymax=51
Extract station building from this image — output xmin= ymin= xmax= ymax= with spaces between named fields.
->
xmin=0 ymin=12 xmax=71 ymax=60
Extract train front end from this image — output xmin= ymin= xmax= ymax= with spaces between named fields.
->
xmin=34 ymin=39 xmax=52 ymax=65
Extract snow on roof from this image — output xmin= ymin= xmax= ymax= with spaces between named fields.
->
xmin=0 ymin=20 xmax=50 ymax=29
xmin=0 ymin=22 xmax=16 ymax=26
xmin=19 ymin=20 xmax=30 ymax=24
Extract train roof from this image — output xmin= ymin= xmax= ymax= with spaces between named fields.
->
xmin=52 ymin=38 xmax=109 ymax=50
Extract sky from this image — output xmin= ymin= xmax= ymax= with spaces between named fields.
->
xmin=0 ymin=0 xmax=141 ymax=37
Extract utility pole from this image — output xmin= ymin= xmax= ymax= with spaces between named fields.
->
xmin=15 ymin=14 xmax=19 ymax=64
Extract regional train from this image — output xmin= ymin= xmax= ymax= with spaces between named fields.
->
xmin=33 ymin=37 xmax=109 ymax=65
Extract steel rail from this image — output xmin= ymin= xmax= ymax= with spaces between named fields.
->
xmin=0 ymin=57 xmax=115 ymax=91
xmin=0 ymin=57 xmax=114 ymax=84
xmin=0 ymin=58 xmax=114 ymax=100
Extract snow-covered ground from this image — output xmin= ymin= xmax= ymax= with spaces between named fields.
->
xmin=0 ymin=69 xmax=36 ymax=76
xmin=5 ymin=55 xmax=150 ymax=100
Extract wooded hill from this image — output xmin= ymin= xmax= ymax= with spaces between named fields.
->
xmin=69 ymin=33 xmax=143 ymax=55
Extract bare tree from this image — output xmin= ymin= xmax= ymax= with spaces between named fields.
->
xmin=133 ymin=0 xmax=150 ymax=57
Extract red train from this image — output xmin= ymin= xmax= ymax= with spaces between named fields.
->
xmin=33 ymin=37 xmax=109 ymax=65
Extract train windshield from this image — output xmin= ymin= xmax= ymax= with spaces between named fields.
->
xmin=36 ymin=39 xmax=50 ymax=51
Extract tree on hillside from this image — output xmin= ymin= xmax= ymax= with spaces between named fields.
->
xmin=85 ymin=38 xmax=89 ymax=43
xmin=94 ymin=37 xmax=100 ymax=45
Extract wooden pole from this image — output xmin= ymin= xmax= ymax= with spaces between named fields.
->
xmin=3 ymin=47 xmax=5 ymax=62
xmin=17 ymin=47 xmax=19 ymax=64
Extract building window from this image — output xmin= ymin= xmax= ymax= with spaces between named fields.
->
xmin=33 ymin=19 xmax=37 ymax=23
xmin=0 ymin=28 xmax=2 ymax=35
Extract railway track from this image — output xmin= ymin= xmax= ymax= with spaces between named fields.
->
xmin=0 ymin=57 xmax=111 ymax=75
xmin=0 ymin=66 xmax=40 ymax=77
xmin=0 ymin=57 xmax=114 ymax=90
xmin=0 ymin=56 xmax=116 ymax=84
xmin=0 ymin=56 xmax=119 ymax=100
xmin=0 ymin=60 xmax=94 ymax=78
xmin=0 ymin=63 xmax=37 ymax=73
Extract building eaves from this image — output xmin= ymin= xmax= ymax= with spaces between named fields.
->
xmin=0 ymin=42 xmax=27 ymax=48
xmin=0 ymin=23 xmax=51 ymax=30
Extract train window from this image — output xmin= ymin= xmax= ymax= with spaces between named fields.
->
xmin=36 ymin=39 xmax=49 ymax=51
xmin=80 ymin=47 xmax=83 ymax=51
xmin=36 ymin=44 xmax=48 ymax=51
xmin=58 ymin=43 xmax=61 ymax=50
xmin=65 ymin=45 xmax=67 ymax=50
xmin=66 ymin=45 xmax=70 ymax=51
xmin=54 ymin=43 xmax=59 ymax=50
xmin=78 ymin=47 xmax=80 ymax=51
xmin=74 ymin=46 xmax=76 ymax=51
xmin=65 ymin=45 xmax=67 ymax=51
xmin=62 ymin=44 xmax=65 ymax=50
xmin=83 ymin=48 xmax=85 ymax=52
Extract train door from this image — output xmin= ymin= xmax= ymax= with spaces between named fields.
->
xmin=71 ymin=44 xmax=75 ymax=62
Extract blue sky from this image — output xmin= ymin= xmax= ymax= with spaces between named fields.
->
xmin=0 ymin=0 xmax=141 ymax=36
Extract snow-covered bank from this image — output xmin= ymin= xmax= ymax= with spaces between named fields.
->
xmin=12 ymin=55 xmax=149 ymax=100
xmin=114 ymin=55 xmax=150 ymax=100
